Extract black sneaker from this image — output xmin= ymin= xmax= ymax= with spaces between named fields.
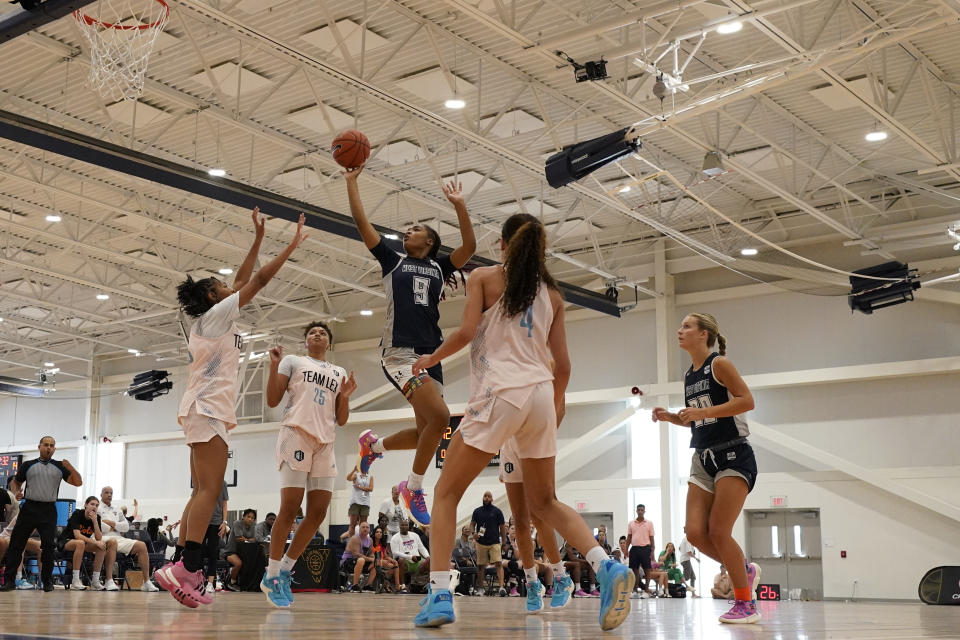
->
xmin=42 ymin=582 xmax=54 ymax=592
xmin=0 ymin=582 xmax=14 ymax=592
xmin=499 ymin=586 xmax=507 ymax=597
xmin=225 ymin=582 xmax=241 ymax=592
xmin=349 ymin=584 xmax=361 ymax=592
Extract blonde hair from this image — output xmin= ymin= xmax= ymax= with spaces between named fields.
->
xmin=688 ymin=312 xmax=727 ymax=355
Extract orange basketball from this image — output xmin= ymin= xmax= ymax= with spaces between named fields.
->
xmin=331 ymin=129 xmax=371 ymax=168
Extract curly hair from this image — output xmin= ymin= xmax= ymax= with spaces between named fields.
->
xmin=176 ymin=275 xmax=218 ymax=318
xmin=500 ymin=213 xmax=556 ymax=318
xmin=303 ymin=320 xmax=334 ymax=347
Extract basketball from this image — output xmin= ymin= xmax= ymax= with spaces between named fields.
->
xmin=332 ymin=129 xmax=371 ymax=168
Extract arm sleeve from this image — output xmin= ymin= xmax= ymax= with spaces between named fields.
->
xmin=194 ymin=293 xmax=241 ymax=338
xmin=14 ymin=460 xmax=29 ymax=483
xmin=368 ymin=238 xmax=403 ymax=277
xmin=114 ymin=508 xmax=130 ymax=533
xmin=222 ymin=483 xmax=230 ymax=502
xmin=437 ymin=254 xmax=457 ymax=280
xmin=53 ymin=460 xmax=70 ymax=481
xmin=278 ymin=355 xmax=298 ymax=378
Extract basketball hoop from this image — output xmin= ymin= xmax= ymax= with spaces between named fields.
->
xmin=73 ymin=0 xmax=170 ymax=101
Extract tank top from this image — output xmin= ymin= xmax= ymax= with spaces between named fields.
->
xmin=464 ymin=279 xmax=554 ymax=421
xmin=279 ymin=355 xmax=346 ymax=444
xmin=178 ymin=304 xmax=243 ymax=426
xmin=350 ymin=472 xmax=371 ymax=506
xmin=683 ymin=352 xmax=749 ymax=449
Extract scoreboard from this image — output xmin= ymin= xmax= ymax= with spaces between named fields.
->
xmin=0 ymin=454 xmax=22 ymax=482
xmin=435 ymin=416 xmax=500 ymax=469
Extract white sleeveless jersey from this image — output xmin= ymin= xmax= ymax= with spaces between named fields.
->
xmin=279 ymin=355 xmax=346 ymax=444
xmin=178 ymin=316 xmax=242 ymax=427
xmin=465 ymin=282 xmax=554 ymax=420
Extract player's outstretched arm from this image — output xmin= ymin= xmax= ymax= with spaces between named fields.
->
xmin=342 ymin=165 xmax=380 ymax=250
xmin=443 ymin=181 xmax=477 ymax=269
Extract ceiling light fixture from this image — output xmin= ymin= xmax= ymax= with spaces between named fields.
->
xmin=444 ymin=97 xmax=465 ymax=110
xmin=864 ymin=130 xmax=888 ymax=142
xmin=618 ymin=185 xmax=631 ymax=193
xmin=740 ymin=248 xmax=758 ymax=256
xmin=45 ymin=214 xmax=62 ymax=222
xmin=716 ymin=21 xmax=743 ymax=34
xmin=360 ymin=309 xmax=373 ymax=316
xmin=96 ymin=294 xmax=110 ymax=301
xmin=44 ymin=362 xmax=55 ymax=367
xmin=208 ymin=168 xmax=227 ymax=177
xmin=128 ymin=348 xmax=140 ymax=354
xmin=702 ymin=151 xmax=725 ymax=176
xmin=218 ymin=268 xmax=234 ymax=275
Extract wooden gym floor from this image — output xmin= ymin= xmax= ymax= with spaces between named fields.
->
xmin=1 ymin=591 xmax=957 ymax=639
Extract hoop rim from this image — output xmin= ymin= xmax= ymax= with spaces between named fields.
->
xmin=74 ymin=0 xmax=169 ymax=31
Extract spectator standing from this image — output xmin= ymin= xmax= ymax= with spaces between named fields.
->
xmin=0 ymin=436 xmax=82 ymax=592
xmin=678 ymin=532 xmax=698 ymax=597
xmin=224 ymin=508 xmax=257 ymax=591
xmin=378 ymin=485 xmax=408 ymax=539
xmin=625 ymin=504 xmax=655 ymax=595
xmin=343 ymin=467 xmax=373 ymax=540
xmin=470 ymin=490 xmax=507 ymax=596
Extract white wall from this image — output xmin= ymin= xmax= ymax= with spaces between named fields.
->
xmin=6 ymin=291 xmax=960 ymax=600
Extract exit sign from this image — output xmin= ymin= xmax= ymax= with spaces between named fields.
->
xmin=576 ymin=501 xmax=588 ymax=512
xmin=770 ymin=495 xmax=787 ymax=508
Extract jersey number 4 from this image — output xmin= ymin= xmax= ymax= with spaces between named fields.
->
xmin=688 ymin=395 xmax=717 ymax=427
xmin=413 ymin=276 xmax=430 ymax=306
xmin=520 ymin=307 xmax=534 ymax=337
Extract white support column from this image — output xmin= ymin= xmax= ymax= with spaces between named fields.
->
xmin=79 ymin=355 xmax=102 ymax=502
xmin=655 ymin=239 xmax=676 ymax=544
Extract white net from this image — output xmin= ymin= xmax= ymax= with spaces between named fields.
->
xmin=73 ymin=0 xmax=170 ymax=102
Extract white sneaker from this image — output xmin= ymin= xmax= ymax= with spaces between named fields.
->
xmin=70 ymin=579 xmax=87 ymax=590
xmin=449 ymin=569 xmax=460 ymax=594
xmin=90 ymin=578 xmax=104 ymax=591
xmin=141 ymin=580 xmax=160 ymax=592
xmin=104 ymin=580 xmax=120 ymax=592
xmin=205 ymin=582 xmax=214 ymax=595
xmin=640 ymin=590 xmax=651 ymax=599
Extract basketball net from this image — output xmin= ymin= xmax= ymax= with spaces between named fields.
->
xmin=73 ymin=0 xmax=170 ymax=102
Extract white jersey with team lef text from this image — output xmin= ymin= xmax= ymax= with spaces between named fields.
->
xmin=278 ymin=355 xmax=347 ymax=444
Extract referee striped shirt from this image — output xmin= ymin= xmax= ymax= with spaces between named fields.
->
xmin=15 ymin=458 xmax=70 ymax=502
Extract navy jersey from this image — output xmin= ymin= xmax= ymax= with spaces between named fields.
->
xmin=684 ymin=352 xmax=749 ymax=450
xmin=370 ymin=237 xmax=456 ymax=349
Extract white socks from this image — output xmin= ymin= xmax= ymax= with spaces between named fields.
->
xmin=92 ymin=571 xmax=100 ymax=581
xmin=551 ymin=562 xmax=567 ymax=578
xmin=407 ymin=473 xmax=424 ymax=491
xmin=524 ymin=567 xmax=538 ymax=583
xmin=267 ymin=559 xmax=281 ymax=579
xmin=430 ymin=571 xmax=450 ymax=590
xmin=72 ymin=570 xmax=80 ymax=581
xmin=585 ymin=547 xmax=609 ymax=576
xmin=280 ymin=554 xmax=296 ymax=573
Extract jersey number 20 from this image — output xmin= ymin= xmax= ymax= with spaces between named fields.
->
xmin=413 ymin=276 xmax=430 ymax=306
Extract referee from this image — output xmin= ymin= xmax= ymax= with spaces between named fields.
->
xmin=0 ymin=436 xmax=82 ymax=591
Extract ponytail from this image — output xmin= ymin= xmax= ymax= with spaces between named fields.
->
xmin=501 ymin=213 xmax=556 ymax=317
xmin=176 ymin=275 xmax=217 ymax=318
xmin=689 ymin=312 xmax=727 ymax=354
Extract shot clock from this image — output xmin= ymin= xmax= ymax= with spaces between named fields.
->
xmin=435 ymin=416 xmax=500 ymax=469
xmin=756 ymin=583 xmax=781 ymax=601
xmin=0 ymin=454 xmax=22 ymax=482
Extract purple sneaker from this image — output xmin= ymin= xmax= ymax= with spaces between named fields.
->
xmin=573 ymin=588 xmax=589 ymax=598
xmin=719 ymin=600 xmax=760 ymax=624
xmin=745 ymin=562 xmax=761 ymax=601
xmin=509 ymin=587 xmax=520 ymax=597
xmin=545 ymin=587 xmax=554 ymax=597
xmin=589 ymin=587 xmax=601 ymax=597
xmin=357 ymin=430 xmax=383 ymax=474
